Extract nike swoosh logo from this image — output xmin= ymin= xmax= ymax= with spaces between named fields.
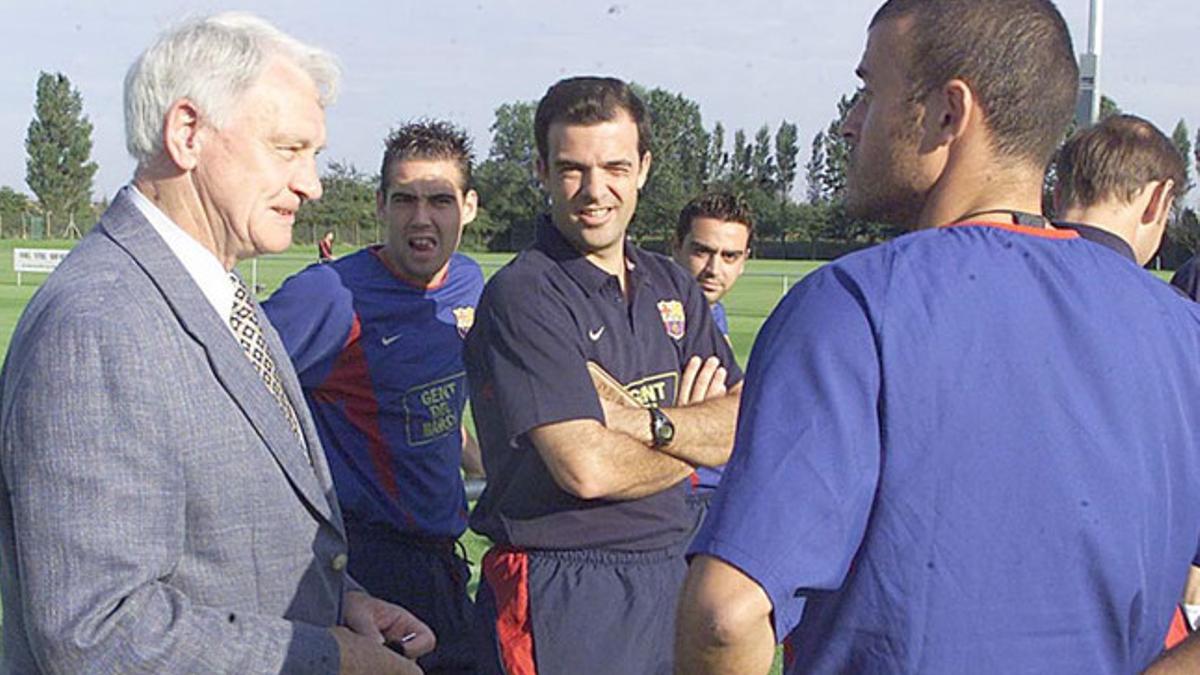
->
xmin=381 ymin=334 xmax=403 ymax=346
xmin=588 ymin=326 xmax=605 ymax=341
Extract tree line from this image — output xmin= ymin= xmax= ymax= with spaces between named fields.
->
xmin=9 ymin=71 xmax=1200 ymax=263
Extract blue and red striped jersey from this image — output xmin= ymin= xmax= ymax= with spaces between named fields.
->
xmin=263 ymin=248 xmax=484 ymax=538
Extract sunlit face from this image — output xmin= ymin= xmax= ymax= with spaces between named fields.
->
xmin=377 ymin=158 xmax=477 ymax=284
xmin=841 ymin=17 xmax=937 ymax=227
xmin=537 ymin=110 xmax=651 ymax=263
xmin=673 ymin=217 xmax=751 ymax=305
xmin=193 ymin=57 xmax=326 ymax=262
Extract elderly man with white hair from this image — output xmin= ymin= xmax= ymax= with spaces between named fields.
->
xmin=0 ymin=13 xmax=432 ymax=675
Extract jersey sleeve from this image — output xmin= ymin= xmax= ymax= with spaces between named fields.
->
xmin=261 ymin=263 xmax=356 ymax=388
xmin=466 ymin=274 xmax=603 ymax=443
xmin=688 ymin=262 xmax=884 ymax=642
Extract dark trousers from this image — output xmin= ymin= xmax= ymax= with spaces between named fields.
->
xmin=474 ymin=544 xmax=687 ymax=675
xmin=346 ymin=521 xmax=476 ymax=675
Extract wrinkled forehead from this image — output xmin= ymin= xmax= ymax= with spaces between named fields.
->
xmin=235 ymin=58 xmax=327 ymax=144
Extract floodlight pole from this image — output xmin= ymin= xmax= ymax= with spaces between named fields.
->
xmin=1075 ymin=0 xmax=1104 ymax=128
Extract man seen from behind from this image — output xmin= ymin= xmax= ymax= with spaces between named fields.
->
xmin=676 ymin=1 xmax=1200 ymax=673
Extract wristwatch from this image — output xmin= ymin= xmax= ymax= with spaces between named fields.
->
xmin=649 ymin=407 xmax=675 ymax=449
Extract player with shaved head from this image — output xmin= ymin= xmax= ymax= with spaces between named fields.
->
xmin=677 ymin=1 xmax=1200 ymax=673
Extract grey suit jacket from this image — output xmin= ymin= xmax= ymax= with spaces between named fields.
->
xmin=0 ymin=192 xmax=351 ymax=673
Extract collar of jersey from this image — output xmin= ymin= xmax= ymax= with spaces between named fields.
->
xmin=940 ymin=220 xmax=1080 ymax=240
xmin=1050 ymin=221 xmax=1136 ymax=262
xmin=536 ymin=216 xmax=644 ymax=296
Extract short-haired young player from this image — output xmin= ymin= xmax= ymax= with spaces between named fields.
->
xmin=264 ymin=120 xmax=484 ymax=674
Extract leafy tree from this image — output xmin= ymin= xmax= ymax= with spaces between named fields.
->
xmin=1099 ymin=95 xmax=1121 ymax=121
xmin=705 ymin=122 xmax=728 ymax=185
xmin=474 ymin=100 xmax=542 ymax=250
xmin=774 ymin=121 xmax=799 ymax=201
xmin=634 ymin=87 xmax=710 ymax=241
xmin=1171 ymin=120 xmax=1193 ymax=203
xmin=817 ymin=93 xmax=858 ymax=201
xmin=475 ymin=159 xmax=543 ymax=250
xmin=750 ymin=125 xmax=775 ymax=192
xmin=489 ymin=101 xmax=539 ymax=168
xmin=294 ymin=161 xmax=377 ymax=247
xmin=805 ymin=131 xmax=828 ymax=204
xmin=1170 ymin=207 xmax=1200 ymax=256
xmin=1195 ymin=128 xmax=1200 ymax=183
xmin=462 ymin=207 xmax=505 ymax=252
xmin=731 ymin=129 xmax=751 ymax=186
xmin=764 ymin=121 xmax=800 ymax=249
xmin=25 ymin=72 xmax=98 ymax=236
xmin=0 ymin=186 xmax=31 ymax=237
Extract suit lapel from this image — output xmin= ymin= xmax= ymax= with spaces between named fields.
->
xmin=97 ymin=192 xmax=337 ymax=527
xmin=256 ymin=302 xmax=346 ymax=529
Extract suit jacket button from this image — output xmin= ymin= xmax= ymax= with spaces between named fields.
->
xmin=331 ymin=553 xmax=348 ymax=572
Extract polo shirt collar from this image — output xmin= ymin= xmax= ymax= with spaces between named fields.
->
xmin=1053 ymin=221 xmax=1137 ymax=263
xmin=535 ymin=216 xmax=643 ymax=296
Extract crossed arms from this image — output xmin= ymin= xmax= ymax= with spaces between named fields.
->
xmin=528 ymin=355 xmax=742 ymax=501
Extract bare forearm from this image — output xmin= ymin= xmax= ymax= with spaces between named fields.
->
xmin=529 ymin=420 xmax=692 ymax=501
xmin=662 ymin=389 xmax=740 ymax=466
xmin=606 ymin=390 xmax=741 ymax=468
xmin=460 ymin=426 xmax=485 ymax=478
xmin=602 ymin=431 xmax=695 ymax=499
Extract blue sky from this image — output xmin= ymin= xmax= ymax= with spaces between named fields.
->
xmin=1 ymin=0 xmax=1196 ymax=201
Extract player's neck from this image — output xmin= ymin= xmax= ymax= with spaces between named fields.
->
xmin=132 ymin=171 xmax=238 ymax=271
xmin=584 ymin=248 xmax=630 ymax=295
xmin=921 ymin=165 xmax=1045 ymax=230
xmin=1056 ymin=202 xmax=1140 ymax=253
xmin=375 ymin=247 xmax=451 ymax=290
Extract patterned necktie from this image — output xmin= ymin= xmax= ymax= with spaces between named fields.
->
xmin=228 ymin=274 xmax=306 ymax=448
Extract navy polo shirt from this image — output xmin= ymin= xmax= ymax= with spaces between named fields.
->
xmin=1173 ymin=256 xmax=1200 ymax=301
xmin=692 ymin=222 xmax=1200 ymax=673
xmin=1053 ymin=221 xmax=1136 ymax=262
xmin=466 ymin=219 xmax=742 ymax=551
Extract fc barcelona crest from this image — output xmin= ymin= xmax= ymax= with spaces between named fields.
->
xmin=453 ymin=306 xmax=476 ymax=339
xmin=656 ymin=300 xmax=686 ymax=340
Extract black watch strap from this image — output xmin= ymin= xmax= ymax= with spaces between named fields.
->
xmin=649 ymin=407 xmax=675 ymax=448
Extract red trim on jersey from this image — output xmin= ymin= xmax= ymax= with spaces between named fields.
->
xmin=1166 ymin=604 xmax=1192 ymax=649
xmin=689 ymin=471 xmax=700 ymax=488
xmin=483 ymin=547 xmax=537 ymax=675
xmin=311 ymin=313 xmax=402 ymax=503
xmin=942 ymin=220 xmax=1080 ymax=240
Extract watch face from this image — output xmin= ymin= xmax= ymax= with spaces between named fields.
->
xmin=652 ymin=408 xmax=675 ymax=447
